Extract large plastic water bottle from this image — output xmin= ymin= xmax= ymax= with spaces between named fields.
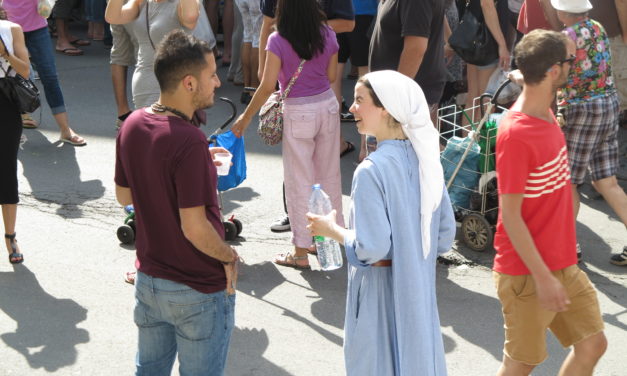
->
xmin=308 ymin=184 xmax=343 ymax=271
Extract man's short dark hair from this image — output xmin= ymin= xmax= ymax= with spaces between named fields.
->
xmin=154 ymin=30 xmax=213 ymax=93
xmin=514 ymin=30 xmax=570 ymax=85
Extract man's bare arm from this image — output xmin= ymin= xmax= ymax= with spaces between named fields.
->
xmin=180 ymin=206 xmax=236 ymax=263
xmin=327 ymin=19 xmax=355 ymax=33
xmin=539 ymin=0 xmax=562 ymax=31
xmin=500 ymin=193 xmax=570 ymax=312
xmin=397 ymin=36 xmax=427 ymax=79
xmin=116 ymin=185 xmax=133 ymax=206
xmin=615 ymin=0 xmax=627 ymax=43
xmin=258 ymin=15 xmax=275 ymax=80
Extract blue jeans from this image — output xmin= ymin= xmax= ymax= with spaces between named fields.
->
xmin=84 ymin=0 xmax=106 ymax=22
xmin=23 ymin=27 xmax=66 ymax=114
xmin=134 ymin=272 xmax=235 ymax=376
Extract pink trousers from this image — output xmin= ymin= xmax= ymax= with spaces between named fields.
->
xmin=282 ymin=89 xmax=345 ymax=248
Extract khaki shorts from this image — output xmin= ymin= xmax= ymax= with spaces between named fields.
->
xmin=493 ymin=265 xmax=604 ymax=365
xmin=110 ymin=24 xmax=138 ymax=67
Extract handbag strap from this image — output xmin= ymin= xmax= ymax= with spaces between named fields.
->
xmin=0 ymin=34 xmax=13 ymax=77
xmin=280 ymin=59 xmax=306 ymax=100
xmin=145 ymin=0 xmax=156 ymax=50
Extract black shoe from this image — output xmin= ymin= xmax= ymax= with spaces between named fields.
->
xmin=240 ymin=92 xmax=252 ymax=105
xmin=610 ymin=246 xmax=627 ymax=266
xmin=270 ymin=216 xmax=290 ymax=232
xmin=341 ymin=111 xmax=356 ymax=122
xmin=576 ymin=243 xmax=582 ymax=263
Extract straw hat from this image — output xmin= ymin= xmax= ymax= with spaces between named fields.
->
xmin=550 ymin=0 xmax=593 ymax=13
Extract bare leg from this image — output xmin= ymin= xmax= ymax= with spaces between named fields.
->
xmin=357 ymin=65 xmax=369 ymax=161
xmin=2 ymin=204 xmax=19 ymax=256
xmin=204 ymin=0 xmax=220 ymax=36
xmin=558 ymin=332 xmax=607 ymax=376
xmin=496 ymin=354 xmax=535 ymax=376
xmin=241 ymin=42 xmax=252 ymax=87
xmin=55 ymin=19 xmax=79 ymax=52
xmin=222 ymin=0 xmax=234 ymax=63
xmin=572 ymin=184 xmax=581 ymax=218
xmin=111 ymin=64 xmax=131 ymax=117
xmin=53 ymin=112 xmax=85 ymax=144
xmin=332 ymin=62 xmax=347 ymax=152
xmin=250 ymin=47 xmax=259 ymax=88
xmin=591 ymin=176 xmax=627 ymax=227
xmin=463 ymin=64 xmax=496 ymax=134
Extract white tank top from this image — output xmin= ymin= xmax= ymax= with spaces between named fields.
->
xmin=0 ymin=20 xmax=16 ymax=78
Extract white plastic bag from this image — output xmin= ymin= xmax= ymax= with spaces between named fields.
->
xmin=38 ymin=0 xmax=56 ymax=19
xmin=484 ymin=67 xmax=522 ymax=104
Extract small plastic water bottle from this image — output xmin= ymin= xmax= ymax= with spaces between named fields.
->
xmin=308 ymin=184 xmax=343 ymax=271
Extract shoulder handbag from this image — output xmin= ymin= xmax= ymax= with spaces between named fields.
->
xmin=258 ymin=59 xmax=306 ymax=146
xmin=448 ymin=0 xmax=499 ymax=66
xmin=0 ymin=37 xmax=40 ymax=113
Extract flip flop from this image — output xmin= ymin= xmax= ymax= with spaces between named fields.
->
xmin=274 ymin=252 xmax=310 ymax=270
xmin=340 ymin=141 xmax=355 ymax=158
xmin=56 ymin=47 xmax=83 ymax=56
xmin=69 ymin=38 xmax=91 ymax=46
xmin=60 ymin=134 xmax=87 ymax=146
xmin=124 ymin=271 xmax=136 ymax=285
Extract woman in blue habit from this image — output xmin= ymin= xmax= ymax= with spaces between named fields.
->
xmin=307 ymin=70 xmax=456 ymax=376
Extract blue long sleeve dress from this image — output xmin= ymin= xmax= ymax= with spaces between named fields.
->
xmin=342 ymin=140 xmax=456 ymax=376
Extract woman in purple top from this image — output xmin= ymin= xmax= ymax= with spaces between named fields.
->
xmin=233 ymin=0 xmax=344 ymax=269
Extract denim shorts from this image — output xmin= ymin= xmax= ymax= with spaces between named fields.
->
xmin=134 ymin=272 xmax=235 ymax=376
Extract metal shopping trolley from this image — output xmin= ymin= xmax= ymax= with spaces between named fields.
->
xmin=437 ymin=80 xmax=514 ymax=251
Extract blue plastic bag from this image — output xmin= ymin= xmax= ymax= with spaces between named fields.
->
xmin=441 ymin=136 xmax=481 ymax=210
xmin=210 ymin=130 xmax=246 ymax=191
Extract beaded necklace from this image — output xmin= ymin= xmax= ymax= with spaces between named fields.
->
xmin=151 ymin=102 xmax=191 ymax=123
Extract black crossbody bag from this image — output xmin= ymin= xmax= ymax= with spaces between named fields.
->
xmin=0 ymin=34 xmax=40 ymax=113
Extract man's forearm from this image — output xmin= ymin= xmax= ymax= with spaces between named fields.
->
xmin=539 ymin=0 xmax=562 ymax=31
xmin=397 ymin=37 xmax=427 ymax=79
xmin=184 ymin=221 xmax=235 ymax=263
xmin=258 ymin=16 xmax=274 ymax=80
xmin=502 ymin=212 xmax=553 ymax=281
xmin=327 ymin=19 xmax=355 ymax=33
xmin=615 ymin=0 xmax=627 ymax=42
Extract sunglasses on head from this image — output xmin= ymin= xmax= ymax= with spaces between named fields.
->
xmin=557 ymin=54 xmax=576 ymax=66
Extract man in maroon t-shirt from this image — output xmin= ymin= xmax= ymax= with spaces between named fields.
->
xmin=493 ymin=30 xmax=606 ymax=375
xmin=115 ymin=30 xmax=238 ymax=374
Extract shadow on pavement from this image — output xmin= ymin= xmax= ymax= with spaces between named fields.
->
xmin=18 ymin=131 xmax=105 ymax=218
xmin=301 ymin=269 xmax=347 ymax=331
xmin=0 ymin=265 xmax=89 ymax=372
xmin=227 ymin=327 xmax=292 ymax=376
xmin=237 ymin=262 xmax=344 ymax=346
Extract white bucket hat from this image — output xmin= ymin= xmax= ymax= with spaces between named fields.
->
xmin=550 ymin=0 xmax=593 ymax=13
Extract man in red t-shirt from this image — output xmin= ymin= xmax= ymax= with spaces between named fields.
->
xmin=115 ymin=30 xmax=238 ymax=374
xmin=493 ymin=29 xmax=606 ymax=375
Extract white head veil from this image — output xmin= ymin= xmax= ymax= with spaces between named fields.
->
xmin=365 ymin=70 xmax=444 ymax=259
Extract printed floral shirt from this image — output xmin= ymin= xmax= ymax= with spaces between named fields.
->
xmin=558 ymin=19 xmax=615 ymax=106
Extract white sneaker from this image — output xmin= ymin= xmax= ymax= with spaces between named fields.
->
xmin=270 ymin=216 xmax=290 ymax=232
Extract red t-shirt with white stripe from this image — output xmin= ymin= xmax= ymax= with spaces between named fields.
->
xmin=493 ymin=110 xmax=578 ymax=275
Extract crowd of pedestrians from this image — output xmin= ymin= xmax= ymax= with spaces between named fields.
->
xmin=1 ymin=0 xmax=626 ymax=375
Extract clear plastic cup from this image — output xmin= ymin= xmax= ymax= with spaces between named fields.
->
xmin=214 ymin=152 xmax=232 ymax=176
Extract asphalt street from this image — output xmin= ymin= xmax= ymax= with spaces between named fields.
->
xmin=0 ymin=38 xmax=625 ymax=376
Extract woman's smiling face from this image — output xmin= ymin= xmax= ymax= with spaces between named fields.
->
xmin=349 ymin=83 xmax=387 ymax=136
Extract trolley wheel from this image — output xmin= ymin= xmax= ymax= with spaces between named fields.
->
xmin=231 ymin=218 xmax=243 ymax=236
xmin=117 ymin=225 xmax=135 ymax=244
xmin=128 ymin=220 xmax=136 ymax=233
xmin=461 ymin=213 xmax=493 ymax=252
xmin=223 ymin=221 xmax=238 ymax=241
